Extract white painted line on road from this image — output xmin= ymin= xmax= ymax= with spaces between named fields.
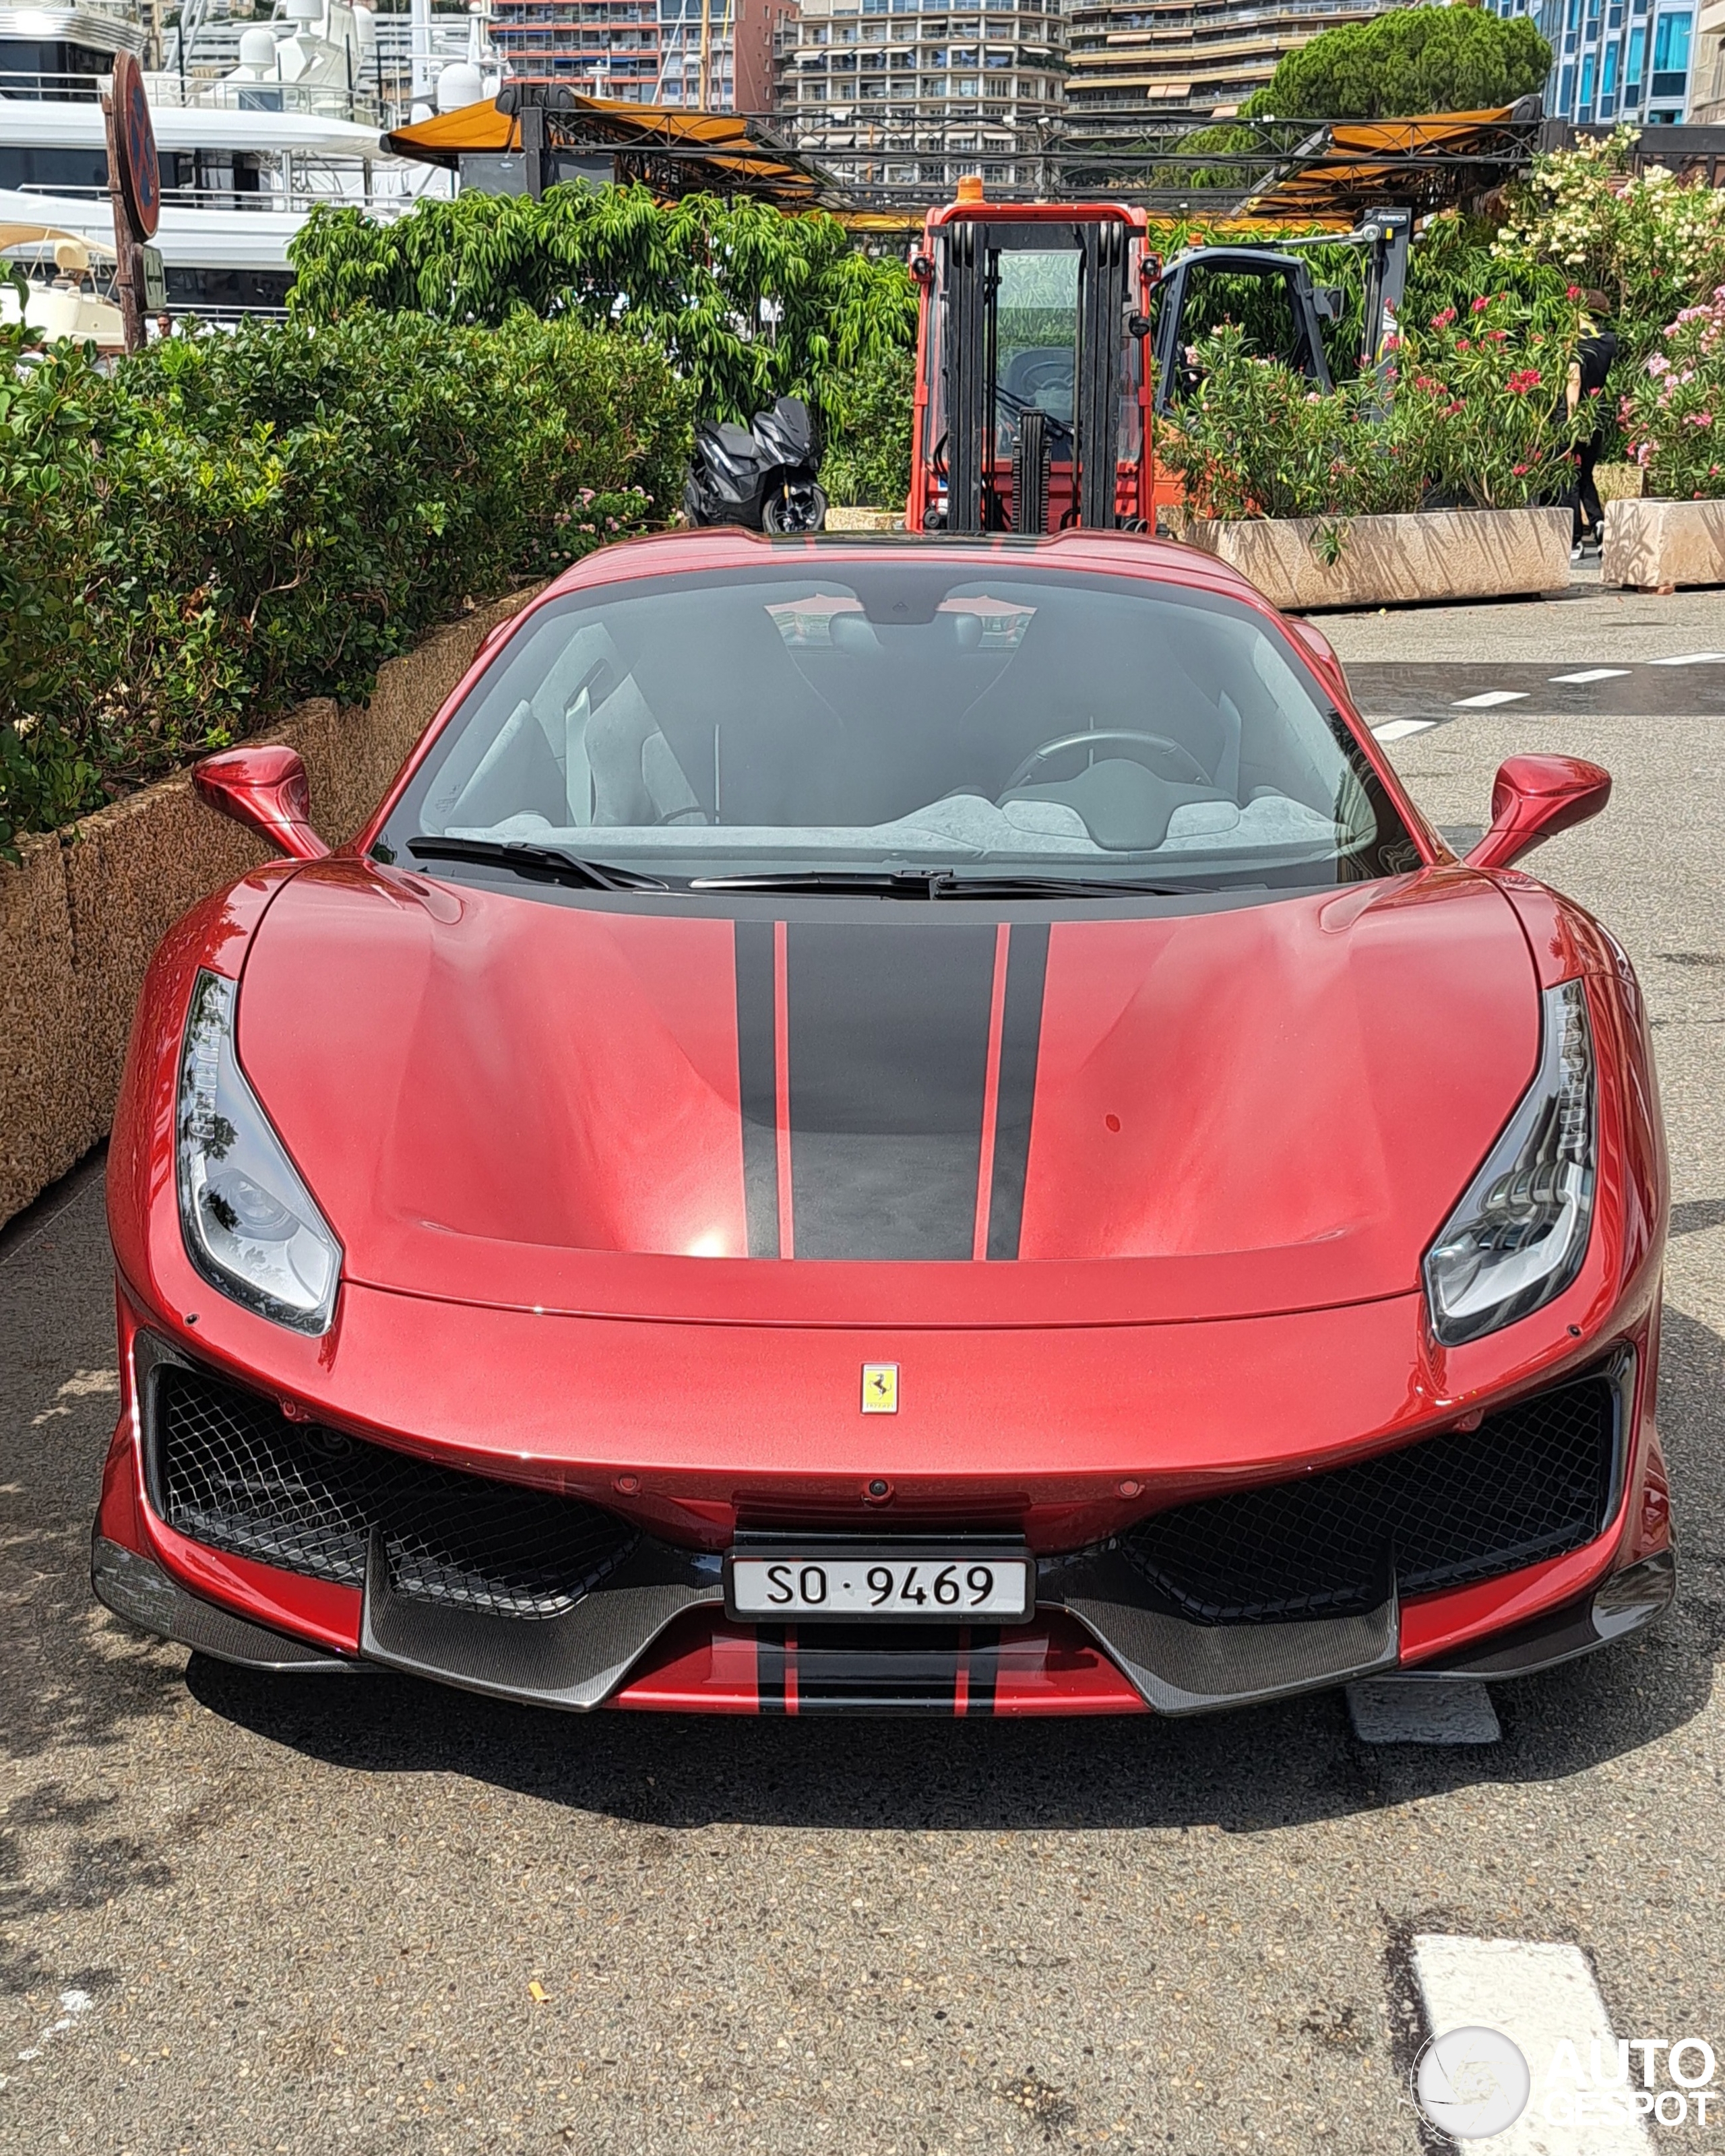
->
xmin=1412 ymin=1938 xmax=1651 ymax=2155
xmin=1550 ymin=668 xmax=1631 ymax=683
xmin=1646 ymin=651 xmax=1725 ymax=666
xmin=1347 ymin=1676 xmax=1501 ymax=1744
xmin=1371 ymin=718 xmax=1437 ymax=740
xmin=1453 ymin=689 xmax=1530 ymax=707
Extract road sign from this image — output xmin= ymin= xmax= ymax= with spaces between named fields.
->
xmin=111 ymin=53 xmax=160 ymax=243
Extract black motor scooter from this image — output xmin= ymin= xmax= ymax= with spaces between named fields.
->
xmin=683 ymin=395 xmax=827 ymax=534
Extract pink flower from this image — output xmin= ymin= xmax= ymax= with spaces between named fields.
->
xmin=1567 ymin=284 xmax=1583 ymax=300
xmin=1484 ymin=329 xmax=1509 ymax=343
xmin=1431 ymin=307 xmax=1457 ymax=329
xmin=1472 ymin=296 xmax=1491 ymax=314
xmin=1513 ymin=462 xmax=1530 ymax=475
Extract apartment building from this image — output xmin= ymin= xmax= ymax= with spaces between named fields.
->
xmin=488 ymin=0 xmax=664 ymax=98
xmin=770 ymin=0 xmax=1065 ymax=189
xmin=1490 ymin=0 xmax=1693 ymax=123
xmin=1063 ymin=0 xmax=1383 ymax=124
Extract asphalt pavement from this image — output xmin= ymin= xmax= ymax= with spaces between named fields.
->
xmin=2 ymin=573 xmax=1722 ymax=2156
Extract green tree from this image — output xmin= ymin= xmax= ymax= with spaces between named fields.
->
xmin=288 ymin=183 xmax=917 ymax=433
xmin=1241 ymin=4 xmax=1551 ymax=120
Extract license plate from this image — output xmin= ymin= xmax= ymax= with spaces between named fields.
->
xmin=726 ymin=1548 xmax=1033 ymax=1624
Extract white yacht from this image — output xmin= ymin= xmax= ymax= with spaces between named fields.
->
xmin=0 ymin=0 xmax=498 ymax=317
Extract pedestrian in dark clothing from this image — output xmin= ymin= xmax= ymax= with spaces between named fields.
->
xmin=1569 ymin=291 xmax=1618 ymax=557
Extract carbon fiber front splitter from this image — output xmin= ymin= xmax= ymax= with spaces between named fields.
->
xmin=92 ymin=1529 xmax=1677 ymax=1715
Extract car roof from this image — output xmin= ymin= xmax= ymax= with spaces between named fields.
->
xmin=538 ymin=527 xmax=1270 ymax=610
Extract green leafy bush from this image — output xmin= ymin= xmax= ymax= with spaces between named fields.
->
xmin=819 ymin=344 xmax=915 ymax=507
xmin=1158 ymin=295 xmax=1580 ymax=521
xmin=288 ymin=183 xmax=917 ymax=433
xmin=1619 ymin=289 xmax=1725 ymax=497
xmin=0 ymin=310 xmax=689 ymax=857
xmin=1241 ymin=4 xmax=1551 ymax=121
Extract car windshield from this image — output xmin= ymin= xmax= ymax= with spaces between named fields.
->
xmin=379 ymin=561 xmax=1416 ymax=891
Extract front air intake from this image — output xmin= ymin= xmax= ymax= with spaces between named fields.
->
xmin=150 ymin=1363 xmax=638 ymax=1621
xmin=1121 ymin=1370 xmax=1622 ymax=1626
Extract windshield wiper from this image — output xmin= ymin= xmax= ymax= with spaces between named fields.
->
xmin=691 ymin=866 xmax=1210 ymax=900
xmin=407 ymin=836 xmax=668 ymax=892
xmin=932 ymin=872 xmax=1206 ymax=899
xmin=690 ymin=868 xmax=960 ymax=897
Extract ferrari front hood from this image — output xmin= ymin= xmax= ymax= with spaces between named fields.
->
xmin=235 ymin=860 xmax=1539 ymax=1327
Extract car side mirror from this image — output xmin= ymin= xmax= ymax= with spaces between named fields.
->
xmin=192 ymin=746 xmax=330 ymax=862
xmin=1466 ymin=755 xmax=1611 ymax=873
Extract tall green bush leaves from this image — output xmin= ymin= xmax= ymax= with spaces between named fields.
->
xmin=288 ymin=183 xmax=918 ymax=431
xmin=0 ymin=311 xmax=689 ymax=856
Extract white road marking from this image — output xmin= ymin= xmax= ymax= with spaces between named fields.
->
xmin=1412 ymin=1938 xmax=1651 ymax=2154
xmin=1371 ymin=718 xmax=1437 ymax=740
xmin=1646 ymin=651 xmax=1725 ymax=665
xmin=1453 ymin=689 xmax=1530 ymax=707
xmin=1346 ymin=1676 xmax=1501 ymax=1744
xmin=1550 ymin=668 xmax=1631 ymax=683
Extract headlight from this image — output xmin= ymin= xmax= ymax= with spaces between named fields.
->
xmin=177 ymin=970 xmax=342 ymax=1333
xmin=1423 ymin=978 xmax=1596 ymax=1346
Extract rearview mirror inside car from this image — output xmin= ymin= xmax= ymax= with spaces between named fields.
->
xmin=192 ymin=747 xmax=330 ymax=862
xmin=1466 ymin=755 xmax=1611 ymax=873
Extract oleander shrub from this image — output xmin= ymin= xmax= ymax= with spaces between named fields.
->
xmin=1619 ymin=288 xmax=1725 ymax=497
xmin=0 ymin=309 xmax=689 ymax=857
xmin=1158 ymin=296 xmax=1581 ymax=523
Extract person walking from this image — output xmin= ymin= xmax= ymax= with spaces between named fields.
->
xmin=1569 ymin=290 xmax=1618 ymax=561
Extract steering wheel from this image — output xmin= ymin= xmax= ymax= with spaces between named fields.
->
xmin=1001 ymin=729 xmax=1211 ymax=797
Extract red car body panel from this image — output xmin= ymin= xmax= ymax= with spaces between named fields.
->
xmin=94 ymin=531 xmax=1674 ymax=1717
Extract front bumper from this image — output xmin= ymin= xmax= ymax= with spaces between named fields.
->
xmin=93 ymin=1335 xmax=1676 ymax=1717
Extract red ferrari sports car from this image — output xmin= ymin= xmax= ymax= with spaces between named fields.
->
xmin=92 ymin=530 xmax=1674 ymax=1717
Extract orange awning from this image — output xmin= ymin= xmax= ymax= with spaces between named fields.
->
xmin=1238 ymin=107 xmax=1531 ymax=225
xmin=385 ymin=95 xmax=846 ymax=210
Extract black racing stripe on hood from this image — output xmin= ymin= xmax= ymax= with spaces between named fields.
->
xmin=786 ymin=922 xmax=998 ymax=1261
xmin=734 ymin=920 xmax=780 ymax=1260
xmin=986 ymin=924 xmax=1049 ymax=1261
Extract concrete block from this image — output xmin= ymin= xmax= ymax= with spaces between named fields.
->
xmin=1602 ymin=495 xmax=1725 ymax=590
xmin=1 ymin=584 xmax=542 ymax=1228
xmin=1184 ymin=506 xmax=1573 ymax=612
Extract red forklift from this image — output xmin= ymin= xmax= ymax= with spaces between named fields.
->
xmin=904 ymin=179 xmax=1410 ymax=538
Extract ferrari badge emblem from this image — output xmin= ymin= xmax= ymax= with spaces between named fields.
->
xmin=861 ymin=1363 xmax=899 ymax=1414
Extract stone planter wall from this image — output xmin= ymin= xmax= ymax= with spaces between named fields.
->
xmin=1183 ymin=506 xmax=1573 ymax=612
xmin=0 ymin=588 xmax=538 ymax=1228
xmin=1602 ymin=497 xmax=1725 ymax=592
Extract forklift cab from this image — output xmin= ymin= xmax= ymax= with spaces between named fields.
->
xmin=907 ymin=193 xmax=1156 ymax=536
xmin=904 ymin=187 xmax=1410 ymax=534
xmin=1148 ymin=247 xmax=1336 ymax=416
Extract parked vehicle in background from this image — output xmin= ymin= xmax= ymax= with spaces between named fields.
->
xmin=685 ymin=395 xmax=827 ymax=534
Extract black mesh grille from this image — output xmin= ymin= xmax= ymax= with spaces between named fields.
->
xmin=153 ymin=1364 xmax=639 ymax=1620
xmin=1121 ymin=1374 xmax=1619 ymax=1626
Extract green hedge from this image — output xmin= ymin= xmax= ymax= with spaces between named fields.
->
xmin=287 ymin=183 xmax=918 ymax=435
xmin=0 ymin=309 xmax=690 ymax=856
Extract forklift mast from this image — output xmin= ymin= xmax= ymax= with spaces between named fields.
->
xmin=908 ymin=191 xmax=1155 ymax=538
